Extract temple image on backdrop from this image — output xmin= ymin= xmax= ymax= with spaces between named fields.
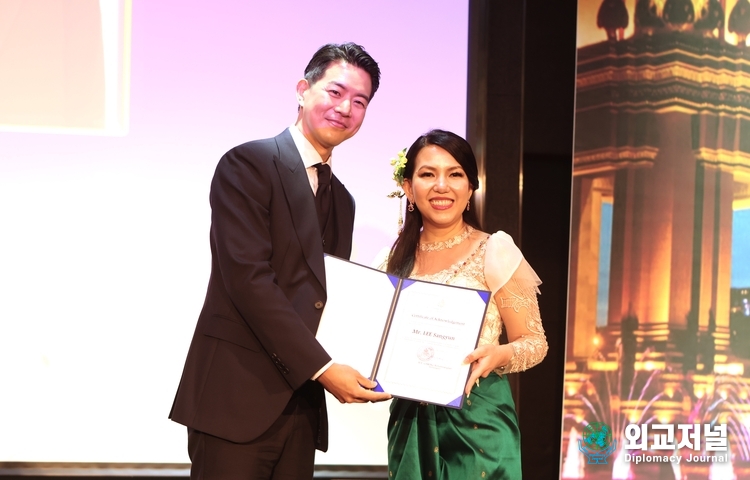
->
xmin=561 ymin=0 xmax=750 ymax=478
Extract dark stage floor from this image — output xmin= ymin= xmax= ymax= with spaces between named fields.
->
xmin=0 ymin=463 xmax=388 ymax=480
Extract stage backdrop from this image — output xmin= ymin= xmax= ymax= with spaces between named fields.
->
xmin=561 ymin=0 xmax=750 ymax=478
xmin=0 ymin=0 xmax=468 ymax=464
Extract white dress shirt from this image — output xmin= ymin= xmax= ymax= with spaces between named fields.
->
xmin=288 ymin=125 xmax=335 ymax=380
xmin=289 ymin=124 xmax=331 ymax=195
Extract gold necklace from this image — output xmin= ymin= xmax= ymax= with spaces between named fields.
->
xmin=418 ymin=226 xmax=475 ymax=252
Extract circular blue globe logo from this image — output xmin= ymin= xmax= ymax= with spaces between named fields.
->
xmin=582 ymin=422 xmax=612 ymax=451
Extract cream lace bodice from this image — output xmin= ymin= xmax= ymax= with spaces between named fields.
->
xmin=406 ymin=232 xmax=548 ymax=375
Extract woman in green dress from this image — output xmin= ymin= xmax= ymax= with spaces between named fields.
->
xmin=383 ymin=129 xmax=548 ymax=479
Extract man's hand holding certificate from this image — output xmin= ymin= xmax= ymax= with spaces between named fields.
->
xmin=316 ymin=255 xmax=490 ymax=408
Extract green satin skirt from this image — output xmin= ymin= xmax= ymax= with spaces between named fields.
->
xmin=387 ymin=373 xmax=521 ymax=480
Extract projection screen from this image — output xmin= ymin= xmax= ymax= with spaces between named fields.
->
xmin=0 ymin=0 xmax=468 ymax=465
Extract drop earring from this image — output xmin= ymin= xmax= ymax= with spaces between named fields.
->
xmin=407 ymin=200 xmax=415 ymax=212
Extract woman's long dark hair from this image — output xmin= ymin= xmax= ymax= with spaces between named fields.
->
xmin=386 ymin=129 xmax=482 ymax=276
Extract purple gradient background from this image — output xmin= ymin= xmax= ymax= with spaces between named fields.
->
xmin=0 ymin=0 xmax=468 ymax=464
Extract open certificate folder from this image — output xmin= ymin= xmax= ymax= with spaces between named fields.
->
xmin=316 ymin=254 xmax=491 ymax=409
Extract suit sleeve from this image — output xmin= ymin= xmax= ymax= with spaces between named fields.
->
xmin=209 ymin=145 xmax=330 ymax=390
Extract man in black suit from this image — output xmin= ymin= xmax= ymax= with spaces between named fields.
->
xmin=169 ymin=42 xmax=390 ymax=479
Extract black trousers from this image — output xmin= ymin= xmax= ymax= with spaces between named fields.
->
xmin=188 ymin=389 xmax=318 ymax=480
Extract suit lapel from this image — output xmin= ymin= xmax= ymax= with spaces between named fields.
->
xmin=330 ymin=175 xmax=354 ymax=258
xmin=274 ymin=130 xmax=327 ymax=289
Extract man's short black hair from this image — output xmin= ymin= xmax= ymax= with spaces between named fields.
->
xmin=303 ymin=42 xmax=381 ymax=100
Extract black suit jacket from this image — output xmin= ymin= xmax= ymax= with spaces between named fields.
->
xmin=169 ymin=129 xmax=355 ymax=451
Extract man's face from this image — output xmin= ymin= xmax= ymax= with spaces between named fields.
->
xmin=295 ymin=61 xmax=373 ymax=159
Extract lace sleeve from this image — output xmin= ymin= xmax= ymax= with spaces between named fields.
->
xmin=496 ymin=265 xmax=548 ymax=373
xmin=484 ymin=231 xmax=541 ymax=295
xmin=483 ymin=231 xmax=547 ymax=374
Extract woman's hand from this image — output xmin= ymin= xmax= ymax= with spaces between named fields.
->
xmin=462 ymin=344 xmax=512 ymax=396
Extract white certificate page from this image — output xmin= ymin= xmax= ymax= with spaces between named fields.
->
xmin=375 ymin=280 xmax=489 ymax=407
xmin=316 ymin=255 xmax=397 ymax=379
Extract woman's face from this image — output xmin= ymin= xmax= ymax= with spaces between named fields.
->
xmin=403 ymin=144 xmax=473 ymax=231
